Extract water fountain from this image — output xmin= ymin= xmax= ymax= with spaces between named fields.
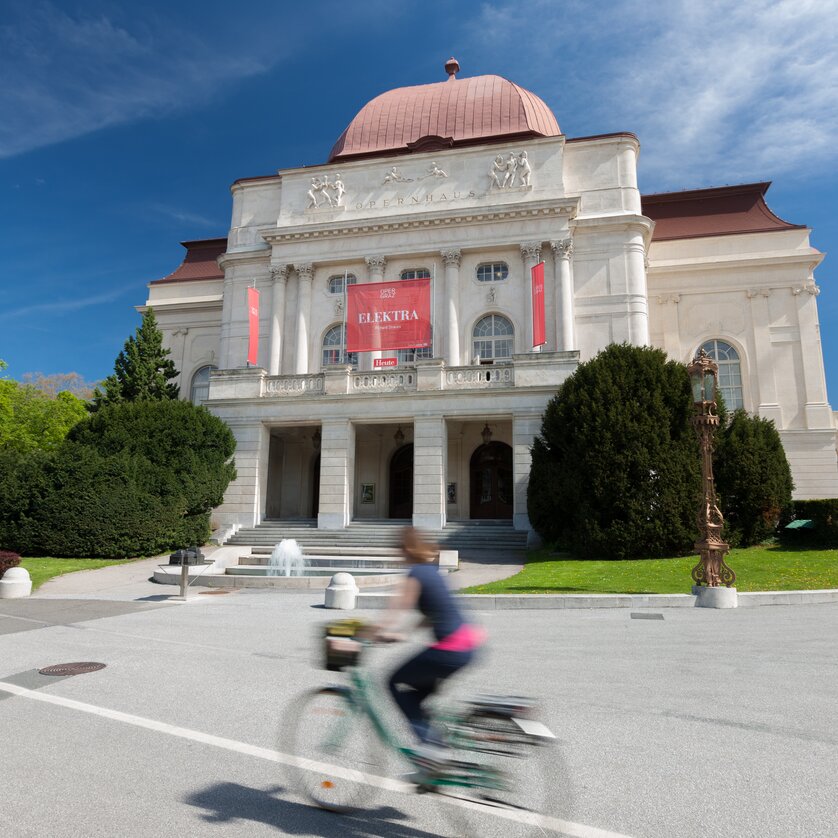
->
xmin=267 ymin=539 xmax=306 ymax=577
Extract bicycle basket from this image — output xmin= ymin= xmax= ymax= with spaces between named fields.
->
xmin=323 ymin=620 xmax=366 ymax=671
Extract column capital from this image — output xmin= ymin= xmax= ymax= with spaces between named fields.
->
xmin=746 ymin=288 xmax=771 ymax=299
xmin=364 ymin=255 xmax=387 ymax=271
xmin=550 ymin=238 xmax=573 ymax=260
xmin=520 ymin=241 xmax=542 ymax=261
xmin=792 ymin=282 xmax=820 ymax=297
xmin=270 ymin=264 xmax=289 ymax=283
xmin=440 ymin=248 xmax=462 ymax=267
xmin=295 ymin=262 xmax=314 ymax=281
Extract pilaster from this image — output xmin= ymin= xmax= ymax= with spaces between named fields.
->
xmin=792 ymin=281 xmax=833 ymax=428
xmin=551 ymin=239 xmax=575 ymax=352
xmin=294 ymin=263 xmax=313 ymax=375
xmin=512 ymin=412 xmax=542 ymax=532
xmin=413 ymin=417 xmax=446 ymax=530
xmin=269 ymin=265 xmax=289 ymax=376
xmin=745 ymin=288 xmax=781 ymax=424
xmin=441 ymin=248 xmax=462 ymax=366
xmin=318 ymin=418 xmax=355 ymax=529
xmin=520 ymin=241 xmax=542 ymax=352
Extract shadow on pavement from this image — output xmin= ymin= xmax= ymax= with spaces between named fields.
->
xmin=185 ymin=781 xmax=443 ymax=837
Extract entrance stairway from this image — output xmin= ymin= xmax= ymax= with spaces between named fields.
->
xmin=224 ymin=519 xmax=527 ymax=559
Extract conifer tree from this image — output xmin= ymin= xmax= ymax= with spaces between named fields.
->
xmin=714 ymin=409 xmax=793 ymax=546
xmin=91 ymin=309 xmax=179 ymax=411
xmin=528 ymin=343 xmax=700 ymax=559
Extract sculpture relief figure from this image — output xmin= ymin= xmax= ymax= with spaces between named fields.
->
xmin=333 ymin=173 xmax=346 ymax=206
xmin=319 ymin=175 xmax=335 ymax=207
xmin=517 ymin=151 xmax=532 ymax=186
xmin=307 ymin=177 xmax=322 ymax=208
xmin=488 ymin=155 xmax=504 ymax=189
xmin=425 ymin=161 xmax=448 ymax=179
xmin=502 ymin=152 xmax=518 ymax=187
xmin=383 ymin=166 xmax=413 ymax=184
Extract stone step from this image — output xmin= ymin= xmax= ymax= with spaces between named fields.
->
xmin=240 ymin=554 xmax=406 ymax=568
xmin=248 ymin=546 xmax=405 ymax=557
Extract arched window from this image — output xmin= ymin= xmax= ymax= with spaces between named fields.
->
xmin=190 ymin=365 xmax=217 ymax=405
xmin=400 ymin=268 xmax=431 ymax=280
xmin=472 ymin=314 xmax=514 ymax=363
xmin=476 ymin=262 xmax=509 ymax=283
xmin=328 ymin=274 xmax=357 ymax=294
xmin=322 ymin=324 xmax=358 ymax=369
xmin=700 ymin=339 xmax=744 ymax=410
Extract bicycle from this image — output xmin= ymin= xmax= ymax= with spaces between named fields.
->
xmin=283 ymin=619 xmax=568 ymax=837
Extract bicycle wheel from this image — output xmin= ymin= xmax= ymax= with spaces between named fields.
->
xmin=283 ymin=686 xmax=383 ymax=813
xmin=435 ymin=709 xmax=572 ymax=838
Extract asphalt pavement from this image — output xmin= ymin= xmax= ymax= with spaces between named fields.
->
xmin=1 ymin=587 xmax=837 ymax=837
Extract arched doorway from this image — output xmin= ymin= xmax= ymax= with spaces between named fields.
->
xmin=389 ymin=444 xmax=413 ymax=519
xmin=311 ymin=453 xmax=320 ymax=518
xmin=470 ymin=441 xmax=513 ymax=519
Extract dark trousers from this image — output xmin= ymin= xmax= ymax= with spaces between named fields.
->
xmin=388 ymin=646 xmax=473 ymax=743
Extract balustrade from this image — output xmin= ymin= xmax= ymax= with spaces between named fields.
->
xmin=445 ymin=365 xmax=514 ymax=389
xmin=263 ymin=374 xmax=325 ymax=396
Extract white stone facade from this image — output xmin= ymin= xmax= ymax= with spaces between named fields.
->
xmin=144 ymin=117 xmax=838 ymax=533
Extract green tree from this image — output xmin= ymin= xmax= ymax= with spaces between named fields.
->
xmin=528 ymin=343 xmax=701 ymax=559
xmin=0 ymin=378 xmax=88 ymax=453
xmin=91 ymin=308 xmax=179 ymax=410
xmin=714 ymin=409 xmax=794 ymax=546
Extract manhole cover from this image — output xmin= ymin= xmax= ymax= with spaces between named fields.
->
xmin=199 ymin=590 xmax=231 ymax=595
xmin=39 ymin=662 xmax=107 ymax=677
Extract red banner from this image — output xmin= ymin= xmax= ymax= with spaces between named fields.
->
xmin=247 ymin=287 xmax=260 ymax=365
xmin=531 ymin=262 xmax=546 ymax=348
xmin=346 ymin=278 xmax=431 ymax=353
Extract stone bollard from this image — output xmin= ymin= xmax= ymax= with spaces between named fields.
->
xmin=694 ymin=586 xmax=738 ymax=609
xmin=438 ymin=550 xmax=459 ymax=570
xmin=325 ymin=572 xmax=359 ymax=610
xmin=0 ymin=567 xmax=33 ymax=599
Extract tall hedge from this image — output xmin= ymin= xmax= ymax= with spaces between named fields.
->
xmin=528 ymin=344 xmax=700 ymax=559
xmin=714 ymin=409 xmax=793 ymax=546
xmin=0 ymin=401 xmax=236 ymax=558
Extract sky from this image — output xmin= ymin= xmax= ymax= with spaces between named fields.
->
xmin=2 ymin=0 xmax=838 ymax=403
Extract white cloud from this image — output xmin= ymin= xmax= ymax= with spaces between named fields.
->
xmin=0 ymin=3 xmax=270 ymax=158
xmin=466 ymin=0 xmax=838 ymax=189
xmin=146 ymin=203 xmax=220 ymax=228
xmin=0 ymin=286 xmax=136 ymax=320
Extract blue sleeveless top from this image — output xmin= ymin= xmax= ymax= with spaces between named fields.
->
xmin=408 ymin=563 xmax=464 ymax=642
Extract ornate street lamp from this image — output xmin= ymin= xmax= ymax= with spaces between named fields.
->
xmin=688 ymin=349 xmax=735 ymax=588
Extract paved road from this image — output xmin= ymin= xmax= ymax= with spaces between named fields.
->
xmin=1 ymin=591 xmax=836 ymax=837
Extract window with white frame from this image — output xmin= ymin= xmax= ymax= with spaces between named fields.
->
xmin=476 ymin=262 xmax=509 ymax=283
xmin=396 ymin=329 xmax=433 ymax=364
xmin=322 ymin=324 xmax=357 ymax=368
xmin=400 ymin=268 xmax=431 ymax=280
xmin=700 ymin=339 xmax=744 ymax=410
xmin=190 ymin=365 xmax=217 ymax=405
xmin=472 ymin=314 xmax=514 ymax=362
xmin=328 ymin=273 xmax=357 ymax=294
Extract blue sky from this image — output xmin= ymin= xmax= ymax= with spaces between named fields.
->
xmin=2 ymin=0 xmax=838 ymax=403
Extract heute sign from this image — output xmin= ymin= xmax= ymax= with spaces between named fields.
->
xmin=346 ymin=278 xmax=431 ymax=352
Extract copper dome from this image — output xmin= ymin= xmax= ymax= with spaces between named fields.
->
xmin=328 ymin=68 xmax=560 ymax=163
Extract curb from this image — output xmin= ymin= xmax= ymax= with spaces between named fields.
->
xmin=353 ymin=589 xmax=838 ymax=610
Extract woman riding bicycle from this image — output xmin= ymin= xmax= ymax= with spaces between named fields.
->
xmin=375 ymin=527 xmax=486 ymax=753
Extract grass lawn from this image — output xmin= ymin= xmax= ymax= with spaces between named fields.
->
xmin=460 ymin=545 xmax=838 ymax=595
xmin=19 ymin=558 xmax=138 ymax=590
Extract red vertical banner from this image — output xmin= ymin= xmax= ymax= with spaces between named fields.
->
xmin=247 ymin=287 xmax=260 ymax=366
xmin=531 ymin=261 xmax=546 ymax=347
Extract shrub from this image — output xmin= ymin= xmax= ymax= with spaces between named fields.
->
xmin=782 ymin=499 xmax=838 ymax=548
xmin=528 ymin=343 xmax=700 ymax=559
xmin=0 ymin=550 xmax=20 ymax=579
xmin=713 ymin=410 xmax=794 ymax=546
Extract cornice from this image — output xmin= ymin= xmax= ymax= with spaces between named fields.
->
xmin=260 ymin=198 xmax=579 ymax=245
xmin=647 ymin=250 xmax=824 ymax=274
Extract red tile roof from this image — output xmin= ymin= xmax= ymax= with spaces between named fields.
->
xmin=329 ymin=73 xmax=560 ymax=162
xmin=151 ymin=238 xmax=226 ymax=285
xmin=642 ymin=182 xmax=804 ymax=241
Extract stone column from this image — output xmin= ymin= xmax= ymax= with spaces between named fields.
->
xmin=318 ymin=418 xmax=355 ymax=530
xmin=364 ymin=255 xmax=387 ymax=370
xmin=520 ymin=242 xmax=542 ymax=352
xmin=441 ymin=248 xmax=461 ymax=366
xmin=551 ymin=239 xmax=575 ymax=351
xmin=746 ymin=288 xmax=781 ymax=424
xmin=626 ymin=235 xmax=650 ymax=345
xmin=793 ymin=281 xmax=832 ymax=428
xmin=413 ymin=417 xmax=446 ymax=530
xmin=219 ymin=275 xmax=235 ymax=369
xmin=268 ymin=265 xmax=288 ymax=376
xmin=512 ymin=412 xmax=542 ymax=534
xmin=294 ymin=263 xmax=313 ymax=375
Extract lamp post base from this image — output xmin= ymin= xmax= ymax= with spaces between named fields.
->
xmin=693 ymin=585 xmax=738 ymax=609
